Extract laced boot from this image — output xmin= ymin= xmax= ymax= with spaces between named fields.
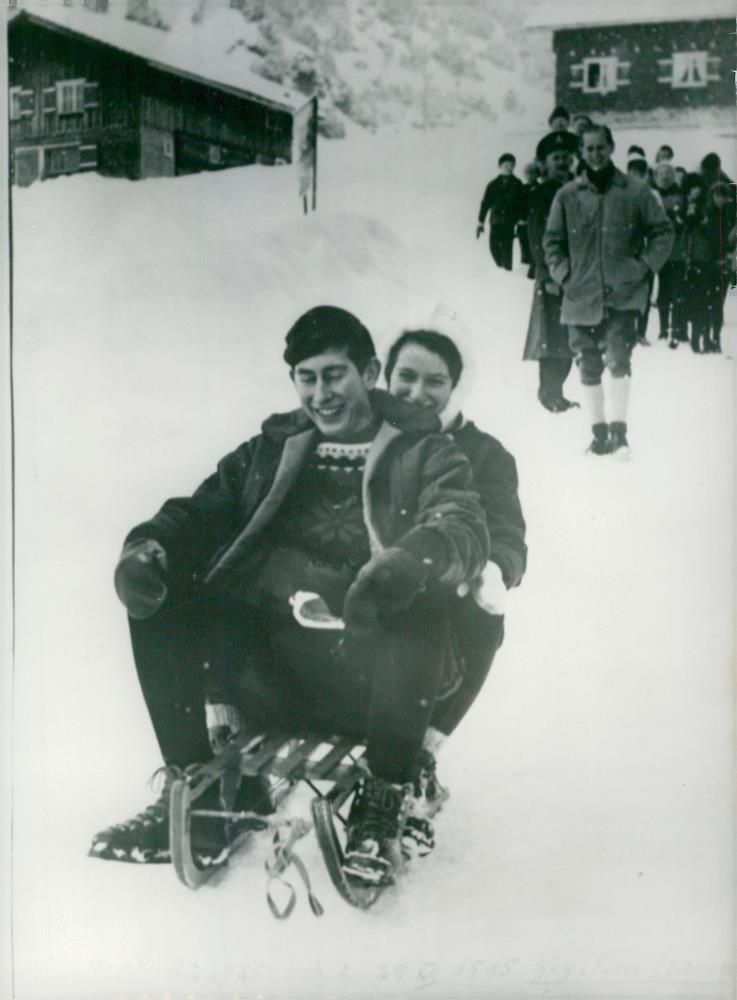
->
xmin=402 ymin=749 xmax=449 ymax=859
xmin=586 ymin=422 xmax=611 ymax=456
xmin=89 ymin=766 xmax=180 ymax=863
xmin=343 ymin=775 xmax=410 ymax=886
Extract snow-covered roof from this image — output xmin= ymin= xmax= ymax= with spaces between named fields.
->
xmin=526 ymin=0 xmax=736 ymax=30
xmin=10 ymin=3 xmax=310 ymax=113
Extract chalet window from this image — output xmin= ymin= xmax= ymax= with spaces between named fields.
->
xmin=83 ymin=82 xmax=99 ymax=107
xmin=56 ymin=79 xmax=86 ymax=115
xmin=163 ymin=137 xmax=174 ymax=158
xmin=671 ymin=51 xmax=708 ymax=88
xmin=45 ymin=143 xmax=80 ymax=176
xmin=208 ymin=144 xmax=222 ymax=165
xmin=581 ymin=57 xmax=620 ymax=95
xmin=9 ymin=86 xmax=35 ymax=121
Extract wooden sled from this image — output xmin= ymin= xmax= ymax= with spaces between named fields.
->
xmin=169 ymin=731 xmax=387 ymax=911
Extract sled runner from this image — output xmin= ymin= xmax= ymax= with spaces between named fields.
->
xmin=169 ymin=730 xmax=385 ymax=912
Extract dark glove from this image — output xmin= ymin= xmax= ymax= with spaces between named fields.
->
xmin=476 ymin=223 xmax=484 ymax=239
xmin=343 ymin=548 xmax=427 ymax=628
xmin=114 ymin=538 xmax=168 ymax=619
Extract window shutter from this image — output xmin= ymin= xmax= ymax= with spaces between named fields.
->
xmin=9 ymin=86 xmax=21 ymax=120
xmin=84 ymin=82 xmax=98 ymax=107
xmin=19 ymin=90 xmax=35 ymax=115
xmin=43 ymin=87 xmax=56 ymax=112
xmin=79 ymin=144 xmax=97 ymax=168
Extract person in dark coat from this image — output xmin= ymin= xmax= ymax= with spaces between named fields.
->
xmin=523 ymin=130 xmax=580 ymax=412
xmin=700 ymin=152 xmax=734 ymax=190
xmin=544 ymin=124 xmax=673 ymax=457
xmin=651 ymin=161 xmax=687 ymax=345
xmin=90 ymin=305 xmax=490 ymax=886
xmin=517 ymin=161 xmax=540 ymax=269
xmin=683 ymin=177 xmax=733 ymax=353
xmin=477 ymin=153 xmax=527 ymax=271
xmin=384 ymin=315 xmax=526 ymax=746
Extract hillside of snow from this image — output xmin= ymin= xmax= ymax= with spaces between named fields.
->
xmin=15 ymin=0 xmax=552 ymax=134
xmin=6 ymin=106 xmax=736 ymax=1000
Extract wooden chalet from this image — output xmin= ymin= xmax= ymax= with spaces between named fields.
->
xmin=8 ymin=3 xmax=317 ymax=190
xmin=527 ymin=0 xmax=736 ymax=117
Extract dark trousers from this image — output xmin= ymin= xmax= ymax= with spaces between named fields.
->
xmin=431 ymin=602 xmax=505 ymax=737
xmin=657 ymin=260 xmax=687 ymax=341
xmin=130 ymin=588 xmax=453 ymax=785
xmin=634 ymin=272 xmax=655 ymax=340
xmin=539 ymin=357 xmax=573 ymax=402
xmin=517 ymin=223 xmax=531 ymax=266
xmin=687 ymin=263 xmax=723 ymax=351
xmin=489 ymin=224 xmax=515 ymax=270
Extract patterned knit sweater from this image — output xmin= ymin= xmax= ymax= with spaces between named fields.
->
xmin=256 ymin=440 xmax=373 ymax=614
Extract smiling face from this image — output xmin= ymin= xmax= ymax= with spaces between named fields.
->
xmin=545 ymin=149 xmax=573 ymax=183
xmin=387 ymin=343 xmax=454 ymax=415
xmin=291 ymin=347 xmax=380 ymax=440
xmin=655 ymin=162 xmax=676 ymax=189
xmin=581 ymin=129 xmax=613 ymax=171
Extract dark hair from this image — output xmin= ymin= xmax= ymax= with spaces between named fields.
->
xmin=498 ymin=152 xmax=516 ymax=167
xmin=627 ymin=158 xmax=648 ymax=179
xmin=657 ymin=144 xmax=674 ymax=158
xmin=548 ymin=105 xmax=569 ymax=124
xmin=283 ymin=305 xmax=376 ymax=371
xmin=582 ymin=123 xmax=614 ymax=147
xmin=384 ymin=330 xmax=464 ymax=388
xmin=701 ymin=152 xmax=721 ymax=174
xmin=628 ymin=144 xmax=646 ymax=158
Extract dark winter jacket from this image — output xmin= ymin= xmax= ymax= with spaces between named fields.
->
xmin=682 ymin=191 xmax=728 ymax=269
xmin=654 ymin=183 xmax=686 ymax=262
xmin=125 ymin=390 xmax=490 ymax=607
xmin=478 ymin=174 xmax=527 ymax=229
xmin=450 ymin=419 xmax=526 ymax=589
xmin=543 ymin=166 xmax=674 ymax=326
xmin=428 ymin=415 xmax=526 ymax=736
xmin=523 ymin=176 xmax=573 ymax=360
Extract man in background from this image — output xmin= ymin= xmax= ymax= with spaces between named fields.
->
xmin=544 ymin=125 xmax=673 ymax=458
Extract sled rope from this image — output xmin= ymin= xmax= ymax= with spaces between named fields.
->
xmin=265 ymin=818 xmax=324 ymax=920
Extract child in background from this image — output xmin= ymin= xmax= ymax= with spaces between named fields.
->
xmin=683 ymin=175 xmax=723 ymax=353
xmin=652 ymin=161 xmax=687 ymax=345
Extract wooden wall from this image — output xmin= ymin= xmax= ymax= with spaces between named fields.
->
xmin=553 ymin=19 xmax=734 ymax=114
xmin=9 ymin=16 xmax=297 ymax=184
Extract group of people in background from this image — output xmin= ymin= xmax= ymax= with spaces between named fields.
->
xmin=626 ymin=143 xmax=736 ymax=355
xmin=476 ymin=105 xmax=736 ymax=457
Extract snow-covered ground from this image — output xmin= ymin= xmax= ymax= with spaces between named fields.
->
xmin=7 ymin=112 xmax=737 ymax=1000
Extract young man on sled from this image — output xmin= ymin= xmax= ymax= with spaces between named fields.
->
xmin=89 ymin=305 xmax=490 ymax=887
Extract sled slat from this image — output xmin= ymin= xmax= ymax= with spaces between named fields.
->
xmin=241 ymin=734 xmax=291 ymax=776
xmin=305 ymin=738 xmax=357 ymax=780
xmin=269 ymin=735 xmax=324 ymax=779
